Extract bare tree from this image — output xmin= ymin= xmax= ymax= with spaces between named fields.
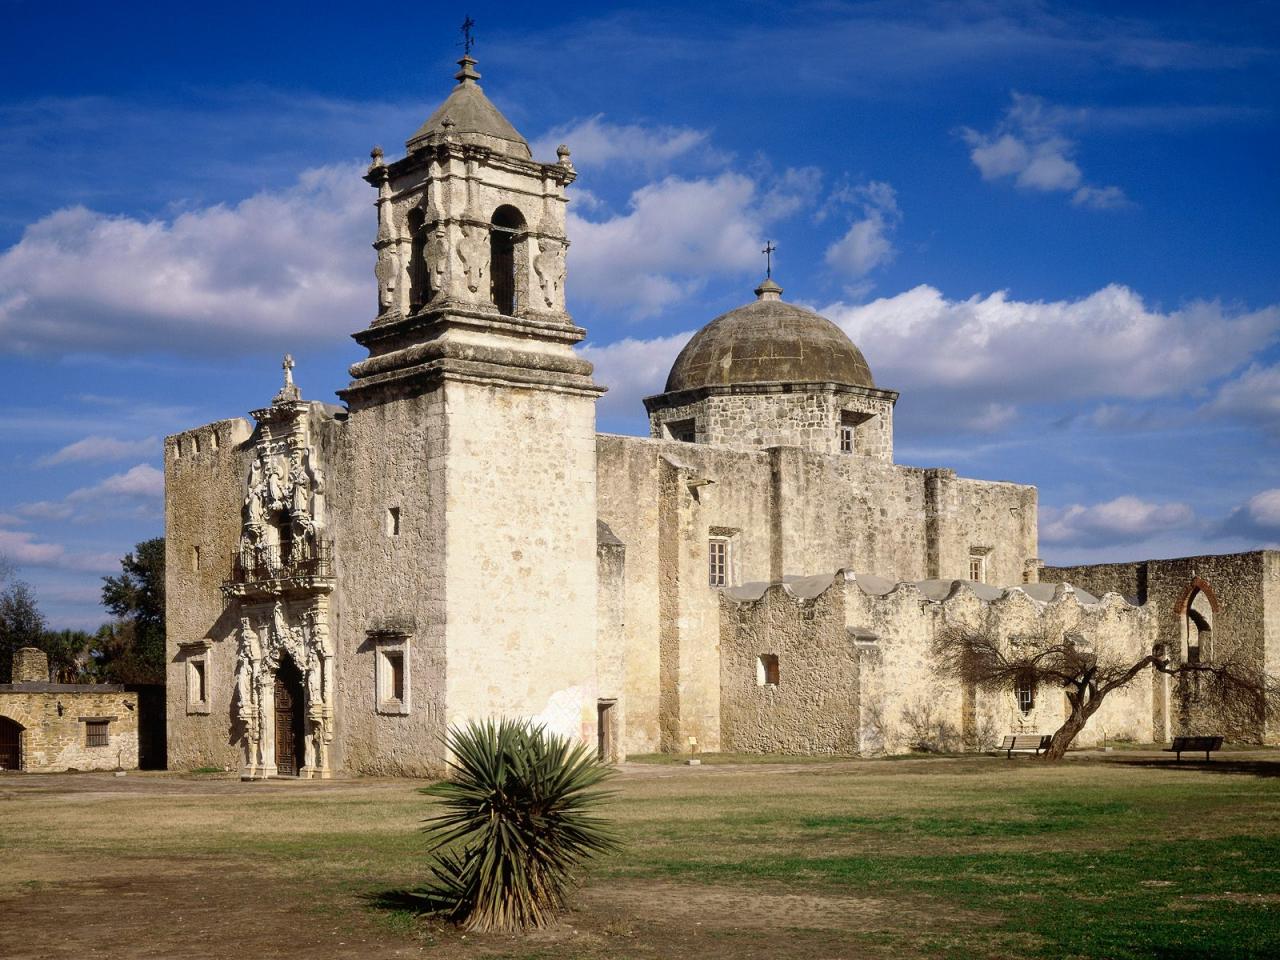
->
xmin=931 ymin=625 xmax=1279 ymax=761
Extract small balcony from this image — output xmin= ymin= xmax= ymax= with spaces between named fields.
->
xmin=224 ymin=539 xmax=334 ymax=596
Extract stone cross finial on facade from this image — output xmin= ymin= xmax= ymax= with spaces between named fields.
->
xmin=273 ymin=353 xmax=302 ymax=404
xmin=283 ymin=354 xmax=295 ymax=387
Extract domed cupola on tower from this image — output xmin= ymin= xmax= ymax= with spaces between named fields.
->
xmin=644 ymin=278 xmax=898 ymax=459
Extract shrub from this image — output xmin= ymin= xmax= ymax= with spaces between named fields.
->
xmin=420 ymin=718 xmax=617 ymax=932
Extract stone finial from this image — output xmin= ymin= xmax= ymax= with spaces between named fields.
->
xmin=273 ymin=353 xmax=302 ymax=404
xmin=556 ymin=143 xmax=573 ymax=169
xmin=12 ymin=646 xmax=49 ymax=683
xmin=755 ymin=277 xmax=783 ymax=301
xmin=455 ymin=54 xmax=481 ymax=85
xmin=369 ymin=145 xmax=384 ymax=168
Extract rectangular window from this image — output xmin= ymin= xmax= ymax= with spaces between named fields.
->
xmin=666 ymin=419 xmax=697 ymax=443
xmin=191 ymin=435 xmax=200 ymax=455
xmin=191 ymin=545 xmax=201 ymax=572
xmin=374 ymin=635 xmax=411 ymax=715
xmin=969 ymin=552 xmax=987 ymax=583
xmin=388 ymin=652 xmax=404 ymax=702
xmin=387 ymin=506 xmax=401 ymax=536
xmin=757 ymin=654 xmax=780 ymax=686
xmin=86 ymin=720 xmax=109 ymax=748
xmin=184 ymin=645 xmax=212 ymax=714
xmin=708 ymin=538 xmax=729 ymax=587
xmin=839 ymin=423 xmax=855 ymax=453
xmin=193 ymin=660 xmax=206 ymax=703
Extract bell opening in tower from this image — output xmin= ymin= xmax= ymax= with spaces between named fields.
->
xmin=490 ymin=204 xmax=525 ymax=316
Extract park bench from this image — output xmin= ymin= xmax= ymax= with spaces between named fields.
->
xmin=1164 ymin=735 xmax=1224 ymax=761
xmin=1000 ymin=734 xmax=1052 ymax=758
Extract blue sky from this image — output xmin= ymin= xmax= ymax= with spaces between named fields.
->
xmin=2 ymin=1 xmax=1278 ymax=628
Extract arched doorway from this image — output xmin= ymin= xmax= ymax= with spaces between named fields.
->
xmin=490 ymin=204 xmax=525 ymax=316
xmin=274 ymin=657 xmax=306 ymax=777
xmin=1186 ymin=590 xmax=1213 ymax=665
xmin=0 ymin=716 xmax=23 ymax=771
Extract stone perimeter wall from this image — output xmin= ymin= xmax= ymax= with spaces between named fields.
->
xmin=719 ymin=575 xmax=1157 ymax=756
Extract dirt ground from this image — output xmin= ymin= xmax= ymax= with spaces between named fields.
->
xmin=1 ymin=751 xmax=1277 ymax=960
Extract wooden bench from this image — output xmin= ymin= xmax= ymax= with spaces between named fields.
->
xmin=1164 ymin=735 xmax=1224 ymax=761
xmin=1000 ymin=734 xmax=1052 ymax=758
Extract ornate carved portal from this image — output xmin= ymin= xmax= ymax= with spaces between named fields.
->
xmin=224 ymin=359 xmax=336 ymax=779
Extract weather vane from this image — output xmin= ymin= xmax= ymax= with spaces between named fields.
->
xmin=461 ymin=15 xmax=476 ymax=55
xmin=762 ymin=240 xmax=776 ymax=279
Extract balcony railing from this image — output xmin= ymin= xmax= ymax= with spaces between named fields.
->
xmin=227 ymin=538 xmax=334 ymax=586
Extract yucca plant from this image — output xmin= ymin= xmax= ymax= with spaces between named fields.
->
xmin=420 ymin=717 xmax=618 ymax=932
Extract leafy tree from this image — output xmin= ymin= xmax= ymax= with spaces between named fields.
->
xmin=101 ymin=537 xmax=165 ymax=683
xmin=0 ymin=578 xmax=47 ymax=682
xmin=39 ymin=628 xmax=95 ymax=683
xmin=420 ymin=718 xmax=617 ymax=931
xmin=932 ymin=625 xmax=1280 ymax=761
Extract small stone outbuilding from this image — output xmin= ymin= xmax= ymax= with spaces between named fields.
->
xmin=0 ymin=647 xmax=139 ymax=773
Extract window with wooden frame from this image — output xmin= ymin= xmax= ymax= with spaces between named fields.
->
xmin=708 ymin=537 xmax=729 ymax=587
xmin=85 ymin=720 xmax=109 ymax=747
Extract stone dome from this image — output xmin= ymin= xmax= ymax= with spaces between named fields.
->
xmin=405 ymin=56 xmax=532 ymax=160
xmin=663 ymin=279 xmax=875 ymax=393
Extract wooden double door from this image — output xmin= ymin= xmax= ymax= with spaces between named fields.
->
xmin=0 ymin=716 xmax=21 ymax=771
xmin=274 ymin=658 xmax=307 ymax=777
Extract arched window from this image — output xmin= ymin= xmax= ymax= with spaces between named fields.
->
xmin=407 ymin=207 xmax=429 ymax=312
xmin=490 ymin=205 xmax=525 ymax=316
xmin=1186 ymin=590 xmax=1213 ymax=665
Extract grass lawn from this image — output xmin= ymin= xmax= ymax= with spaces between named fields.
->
xmin=1 ymin=752 xmax=1278 ymax=958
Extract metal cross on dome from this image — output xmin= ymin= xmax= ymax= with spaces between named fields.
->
xmin=762 ymin=240 xmax=776 ymax=279
xmin=460 ymin=16 xmax=476 ymax=55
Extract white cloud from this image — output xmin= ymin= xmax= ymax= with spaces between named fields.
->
xmin=531 ymin=115 xmax=727 ymax=172
xmin=67 ymin=463 xmax=164 ymax=503
xmin=823 ymin=181 xmax=901 ymax=283
xmin=821 ymin=285 xmax=1280 ymax=427
xmin=569 ymin=172 xmax=767 ymax=317
xmin=1042 ymin=496 xmax=1196 ymax=547
xmin=962 ymin=93 xmax=1127 ymax=208
xmin=582 ymin=330 xmax=695 ymax=420
xmin=37 ymin=435 xmax=159 ymax=467
xmin=0 ymin=165 xmax=371 ymax=355
xmin=0 ymin=527 xmax=117 ymax=573
xmin=1243 ymin=489 xmax=1280 ymax=528
xmin=1204 ymin=362 xmax=1280 ymax=432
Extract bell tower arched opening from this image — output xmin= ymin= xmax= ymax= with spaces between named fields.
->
xmin=490 ymin=204 xmax=526 ymax=317
xmin=407 ymin=207 xmax=430 ymax=312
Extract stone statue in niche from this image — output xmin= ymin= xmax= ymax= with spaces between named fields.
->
xmin=374 ymin=248 xmax=397 ymax=314
xmin=534 ymin=239 xmax=565 ymax=309
xmin=456 ymin=225 xmax=487 ymax=295
xmin=235 ymin=617 xmax=261 ymax=736
xmin=426 ymin=229 xmax=447 ymax=299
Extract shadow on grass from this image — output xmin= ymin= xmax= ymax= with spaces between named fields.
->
xmin=363 ymin=888 xmax=447 ymax=916
xmin=1113 ymin=757 xmax=1280 ymax=778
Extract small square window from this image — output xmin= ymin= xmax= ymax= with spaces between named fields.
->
xmin=708 ymin=538 xmax=729 ymax=587
xmin=387 ymin=506 xmax=401 ymax=537
xmin=756 ymin=654 xmax=780 ymax=686
xmin=1015 ymin=677 xmax=1036 ymax=713
xmin=86 ymin=720 xmax=109 ymax=747
xmin=667 ymin=418 xmax=697 ymax=443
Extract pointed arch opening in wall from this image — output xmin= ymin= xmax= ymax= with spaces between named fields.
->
xmin=407 ymin=207 xmax=430 ymax=312
xmin=0 ymin=715 xmax=23 ymax=771
xmin=1186 ymin=590 xmax=1213 ymax=666
xmin=490 ymin=204 xmax=526 ymax=316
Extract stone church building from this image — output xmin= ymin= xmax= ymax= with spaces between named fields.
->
xmin=164 ymin=55 xmax=1276 ymax=777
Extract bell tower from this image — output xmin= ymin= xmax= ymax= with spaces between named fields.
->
xmin=341 ymin=53 xmax=591 ymax=403
xmin=337 ymin=53 xmax=605 ymax=752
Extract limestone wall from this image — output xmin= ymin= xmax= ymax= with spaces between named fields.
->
xmin=441 ymin=378 xmax=600 ymax=748
xmin=1043 ymin=551 xmax=1279 ymax=742
xmin=323 ymin=391 xmax=449 ymax=777
xmin=164 ymin=417 xmax=255 ymax=772
xmin=0 ymin=686 xmax=138 ymax=772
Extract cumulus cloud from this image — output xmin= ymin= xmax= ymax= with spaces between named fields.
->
xmin=0 ymin=165 xmax=371 ymax=355
xmin=68 ymin=463 xmax=164 ymax=502
xmin=12 ymin=463 xmax=164 ymax=530
xmin=1218 ymin=489 xmax=1280 ymax=544
xmin=823 ymin=181 xmax=901 ymax=282
xmin=820 ymin=284 xmax=1280 ymax=429
xmin=531 ymin=115 xmax=727 ymax=172
xmin=582 ymin=330 xmax=695 ymax=421
xmin=0 ymin=526 xmax=117 ymax=573
xmin=569 ymin=172 xmax=767 ymax=317
xmin=961 ymin=93 xmax=1129 ymax=208
xmin=37 ymin=435 xmax=159 ymax=467
xmin=1042 ymin=496 xmax=1197 ymax=547
xmin=1204 ymin=362 xmax=1280 ymax=433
